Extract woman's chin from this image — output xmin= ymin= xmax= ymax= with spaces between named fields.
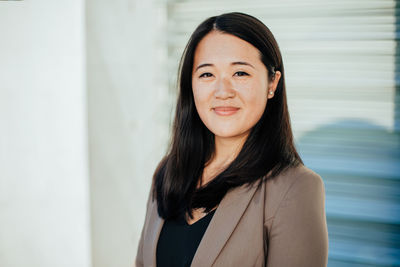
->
xmin=212 ymin=129 xmax=250 ymax=139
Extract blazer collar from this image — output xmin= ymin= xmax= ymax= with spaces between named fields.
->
xmin=143 ymin=181 xmax=260 ymax=267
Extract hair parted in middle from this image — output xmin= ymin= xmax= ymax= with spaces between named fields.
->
xmin=152 ymin=12 xmax=303 ymax=221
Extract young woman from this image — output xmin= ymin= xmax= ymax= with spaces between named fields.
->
xmin=135 ymin=12 xmax=328 ymax=267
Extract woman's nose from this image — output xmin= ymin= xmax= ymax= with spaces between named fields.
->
xmin=214 ymin=76 xmax=235 ymax=99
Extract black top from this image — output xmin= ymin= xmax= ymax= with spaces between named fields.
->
xmin=156 ymin=209 xmax=216 ymax=267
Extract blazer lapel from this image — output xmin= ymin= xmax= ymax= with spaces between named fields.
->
xmin=191 ymin=182 xmax=259 ymax=266
xmin=143 ymin=181 xmax=259 ymax=267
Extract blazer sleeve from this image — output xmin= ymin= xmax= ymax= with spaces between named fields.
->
xmin=134 ymin=219 xmax=145 ymax=267
xmin=265 ymin=171 xmax=329 ymax=267
xmin=134 ymin=184 xmax=154 ymax=267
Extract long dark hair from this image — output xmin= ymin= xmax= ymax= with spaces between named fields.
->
xmin=152 ymin=12 xmax=303 ymax=221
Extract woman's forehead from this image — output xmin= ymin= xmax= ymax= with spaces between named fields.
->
xmin=193 ymin=31 xmax=263 ymax=68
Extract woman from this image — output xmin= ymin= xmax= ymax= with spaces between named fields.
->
xmin=135 ymin=12 xmax=328 ymax=267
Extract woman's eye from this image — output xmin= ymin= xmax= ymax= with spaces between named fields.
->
xmin=199 ymin=72 xmax=213 ymax=78
xmin=234 ymin=71 xmax=249 ymax=77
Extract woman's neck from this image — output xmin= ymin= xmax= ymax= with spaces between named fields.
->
xmin=199 ymin=131 xmax=249 ymax=187
xmin=212 ymin=133 xmax=248 ymax=166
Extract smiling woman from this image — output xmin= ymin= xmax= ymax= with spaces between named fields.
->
xmin=192 ymin=31 xmax=281 ymax=147
xmin=135 ymin=12 xmax=328 ymax=267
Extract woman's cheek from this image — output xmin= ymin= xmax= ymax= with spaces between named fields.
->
xmin=193 ymin=85 xmax=210 ymax=114
xmin=240 ymin=82 xmax=267 ymax=112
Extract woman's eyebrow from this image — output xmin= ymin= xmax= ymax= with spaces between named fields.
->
xmin=195 ymin=63 xmax=213 ymax=72
xmin=195 ymin=61 xmax=255 ymax=72
xmin=231 ymin=61 xmax=255 ymax=69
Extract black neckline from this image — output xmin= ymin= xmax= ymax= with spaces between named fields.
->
xmin=183 ymin=208 xmax=216 ymax=226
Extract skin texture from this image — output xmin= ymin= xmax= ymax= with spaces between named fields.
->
xmin=187 ymin=30 xmax=281 ymax=224
xmin=192 ymin=30 xmax=281 ymax=170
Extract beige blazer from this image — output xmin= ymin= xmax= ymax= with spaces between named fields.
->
xmin=135 ymin=164 xmax=329 ymax=267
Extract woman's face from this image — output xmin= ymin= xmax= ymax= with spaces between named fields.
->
xmin=192 ymin=30 xmax=280 ymax=139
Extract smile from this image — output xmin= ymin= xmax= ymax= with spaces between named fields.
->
xmin=213 ymin=106 xmax=240 ymax=116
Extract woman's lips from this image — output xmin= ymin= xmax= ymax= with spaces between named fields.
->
xmin=213 ymin=106 xmax=240 ymax=116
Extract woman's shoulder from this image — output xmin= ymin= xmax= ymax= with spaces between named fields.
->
xmin=263 ymin=163 xmax=325 ymax=220
xmin=266 ymin=163 xmax=323 ymax=191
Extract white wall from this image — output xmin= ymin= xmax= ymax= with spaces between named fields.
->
xmin=86 ymin=0 xmax=169 ymax=266
xmin=0 ymin=1 xmax=91 ymax=267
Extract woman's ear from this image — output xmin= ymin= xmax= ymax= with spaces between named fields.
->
xmin=267 ymin=70 xmax=281 ymax=99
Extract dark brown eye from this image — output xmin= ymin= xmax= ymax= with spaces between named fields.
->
xmin=199 ymin=72 xmax=213 ymax=78
xmin=234 ymin=71 xmax=249 ymax=77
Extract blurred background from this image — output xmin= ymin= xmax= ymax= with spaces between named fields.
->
xmin=1 ymin=0 xmax=399 ymax=266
